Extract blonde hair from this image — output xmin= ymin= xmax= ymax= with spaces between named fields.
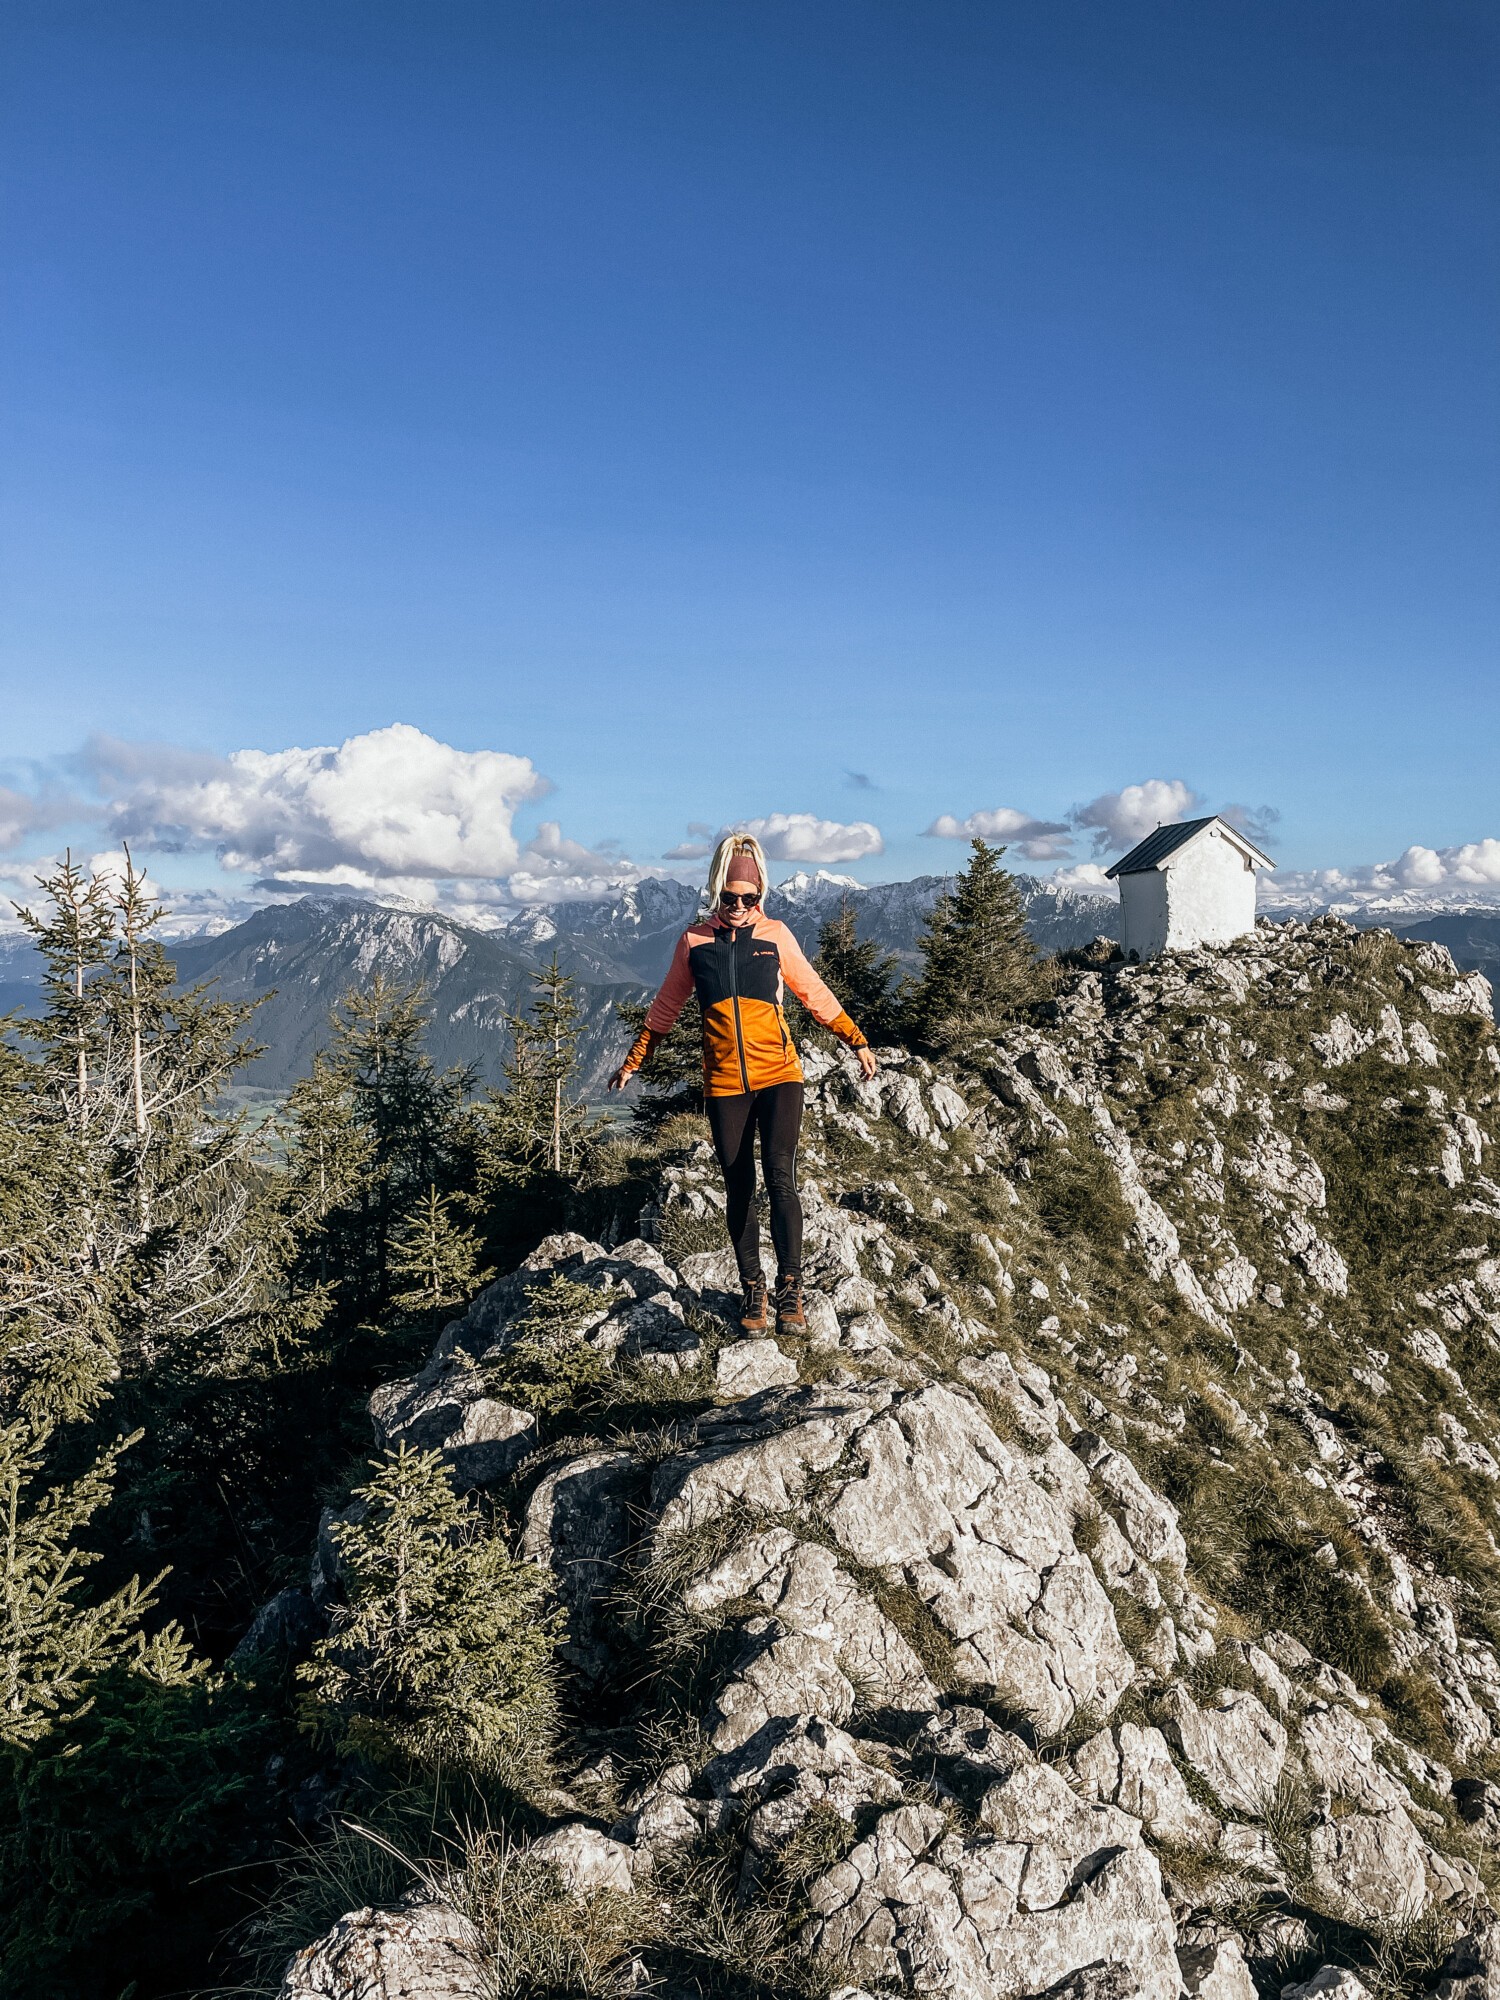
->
xmin=706 ymin=832 xmax=769 ymax=909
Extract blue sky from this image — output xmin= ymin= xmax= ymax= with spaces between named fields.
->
xmin=2 ymin=1 xmax=1497 ymax=916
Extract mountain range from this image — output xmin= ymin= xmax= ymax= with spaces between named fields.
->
xmin=2 ymin=868 xmax=1498 ymax=1099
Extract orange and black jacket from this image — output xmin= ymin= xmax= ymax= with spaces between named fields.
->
xmin=622 ymin=909 xmax=867 ymax=1097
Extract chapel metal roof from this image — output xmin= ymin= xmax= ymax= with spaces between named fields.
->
xmin=1104 ymin=815 xmax=1273 ymax=879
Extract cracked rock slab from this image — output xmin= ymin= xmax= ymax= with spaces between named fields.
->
xmin=1160 ymin=1686 xmax=1286 ymax=1817
xmin=1307 ymin=1805 xmax=1430 ymax=1923
xmin=716 ymin=1338 xmax=799 ymax=1397
xmin=278 ymin=1896 xmax=482 ymax=1999
xmin=803 ymin=1783 xmax=1180 ymax=2000
xmin=821 ymin=1384 xmax=1134 ymax=1733
xmin=521 ymin=1449 xmax=639 ymax=1680
xmin=1072 ymin=1724 xmax=1220 ymax=1848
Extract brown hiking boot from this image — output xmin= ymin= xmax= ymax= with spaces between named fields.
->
xmin=739 ymin=1277 xmax=769 ymax=1333
xmin=775 ymin=1273 xmax=807 ymax=1334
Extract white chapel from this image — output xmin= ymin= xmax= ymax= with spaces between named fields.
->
xmin=1105 ymin=815 xmax=1275 ymax=961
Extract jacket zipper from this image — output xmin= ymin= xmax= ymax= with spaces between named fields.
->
xmin=727 ymin=926 xmax=751 ymax=1093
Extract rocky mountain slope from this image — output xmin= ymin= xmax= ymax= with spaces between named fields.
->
xmin=266 ymin=916 xmax=1500 ymax=1999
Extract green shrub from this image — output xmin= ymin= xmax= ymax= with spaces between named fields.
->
xmin=656 ymin=1199 xmax=730 ymax=1266
xmin=0 ymin=1656 xmax=276 ymax=1998
xmin=298 ymin=1445 xmax=563 ymax=1781
xmin=486 ymin=1273 xmax=618 ymax=1415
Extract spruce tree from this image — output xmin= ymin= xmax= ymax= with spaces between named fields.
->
xmin=904 ymin=838 xmax=1045 ymax=1048
xmin=13 ymin=851 xmax=113 ymax=1128
xmin=325 ymin=977 xmax=472 ymax=1308
xmin=0 ymin=1415 xmax=172 ymax=1747
xmin=529 ymin=952 xmax=587 ymax=1176
xmin=463 ymin=959 xmax=590 ymax=1274
xmin=277 ymin=1050 xmax=376 ymax=1316
xmin=6 ymin=857 xmax=266 ymax=1408
xmin=389 ymin=1185 xmax=493 ymax=1313
xmin=297 ymin=1444 xmax=562 ymax=1777
xmin=813 ymin=897 xmax=904 ymax=1044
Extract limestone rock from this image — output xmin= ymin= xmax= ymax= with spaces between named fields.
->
xmin=803 ymin=1778 xmax=1181 ymax=2000
xmin=1423 ymin=973 xmax=1494 ymax=1020
xmin=1072 ymin=1432 xmax=1188 ymax=1569
xmin=1435 ymin=1926 xmax=1500 ymax=1998
xmin=822 ymin=1384 xmax=1134 ymax=1732
xmin=1307 ymin=1805 xmax=1429 ymax=1922
xmin=706 ymin=1715 xmax=902 ymax=1874
xmin=685 ymin=1530 xmax=937 ymax=1715
xmin=910 ymin=1707 xmax=1034 ymax=1794
xmin=675 ymin=1245 xmax=745 ymax=1298
xmin=278 ymin=1896 xmax=482 ymax=1999
xmin=1281 ymin=1972 xmax=1374 ymax=1999
xmin=231 ymin=1586 xmax=316 ymax=1668
xmin=708 ymin=1620 xmax=859 ymax=1752
xmin=615 ymin=1762 xmax=714 ymax=1863
xmin=369 ymin=1361 xmax=536 ymax=1485
xmin=1455 ymin=1778 xmax=1500 ymax=1843
xmin=1300 ymin=1702 xmax=1410 ymax=1814
xmin=716 ymin=1338 xmax=799 ymax=1397
xmin=1160 ymin=1686 xmax=1287 ymax=1816
xmin=1072 ymin=1723 xmax=1220 ymax=1846
xmin=1177 ymin=1935 xmax=1257 ymax=1999
xmin=804 ymin=1287 xmax=842 ymax=1348
xmin=520 ymin=1450 xmax=638 ymax=1680
xmin=1032 ymin=1967 xmax=1140 ymax=1999
xmin=1217 ymin=1821 xmax=1286 ymax=1887
xmin=593 ymin=1293 xmax=696 ymax=1362
xmin=527 ymin=1822 xmax=637 ymax=1895
xmin=650 ymin=1386 xmax=880 ymax=1540
xmin=437 ymin=1231 xmax=612 ymax=1361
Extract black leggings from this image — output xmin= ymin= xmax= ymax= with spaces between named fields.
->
xmin=706 ymin=1081 xmax=804 ymax=1284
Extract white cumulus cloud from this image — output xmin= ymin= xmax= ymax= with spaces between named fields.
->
xmin=100 ymin=724 xmax=550 ymax=886
xmin=1271 ymin=837 xmax=1500 ymax=911
xmin=1047 ymin=862 xmax=1118 ymax=896
xmin=736 ymin=813 xmax=884 ymax=864
xmin=1071 ymin=778 xmax=1202 ymax=855
xmin=923 ymin=806 xmax=1073 ymax=861
xmin=1395 ymin=838 xmax=1500 ymax=887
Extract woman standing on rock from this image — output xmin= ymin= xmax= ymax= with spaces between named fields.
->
xmin=608 ymin=832 xmax=878 ymax=1335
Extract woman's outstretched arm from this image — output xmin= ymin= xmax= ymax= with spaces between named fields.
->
xmin=776 ymin=926 xmax=878 ymax=1077
xmin=608 ymin=931 xmax=694 ymax=1091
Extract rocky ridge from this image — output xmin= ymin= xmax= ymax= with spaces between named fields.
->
xmin=277 ymin=918 xmax=1500 ymax=1999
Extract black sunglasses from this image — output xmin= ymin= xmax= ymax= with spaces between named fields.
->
xmin=718 ymin=890 xmax=758 ymax=909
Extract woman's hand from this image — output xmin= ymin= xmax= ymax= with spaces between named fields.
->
xmin=855 ymin=1046 xmax=878 ymax=1081
xmin=606 ymin=1065 xmax=633 ymax=1093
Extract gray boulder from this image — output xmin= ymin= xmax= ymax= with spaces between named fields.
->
xmin=1307 ymin=1805 xmax=1430 ymax=1922
xmin=1300 ymin=1702 xmax=1411 ymax=1814
xmin=278 ymin=1896 xmax=482 ymax=1999
xmin=1160 ymin=1686 xmax=1287 ymax=1816
xmin=716 ymin=1338 xmax=799 ymax=1397
xmin=1282 ymin=1972 xmax=1374 ymax=1999
xmin=685 ymin=1529 xmax=937 ymax=1719
xmin=1177 ymin=1935 xmax=1257 ymax=1999
xmin=803 ymin=1769 xmax=1180 ymax=2000
xmin=1072 ymin=1723 xmax=1220 ymax=1847
xmin=520 ymin=1449 xmax=639 ymax=1680
xmin=821 ymin=1384 xmax=1135 ymax=1733
xmin=231 ymin=1586 xmax=317 ymax=1668
xmin=1436 ymin=1926 xmax=1500 ymax=1998
xmin=369 ymin=1360 xmax=536 ymax=1485
xmin=527 ymin=1822 xmax=636 ymax=1895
